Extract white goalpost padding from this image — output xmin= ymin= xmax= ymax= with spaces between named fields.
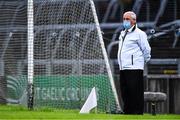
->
xmin=27 ymin=0 xmax=34 ymax=109
xmin=89 ymin=0 xmax=121 ymax=112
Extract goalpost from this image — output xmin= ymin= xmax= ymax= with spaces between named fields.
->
xmin=25 ymin=0 xmax=122 ymax=112
xmin=27 ymin=0 xmax=34 ymax=110
xmin=89 ymin=0 xmax=121 ymax=112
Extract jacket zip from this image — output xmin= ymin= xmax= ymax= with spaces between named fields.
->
xmin=119 ymin=41 xmax=124 ymax=70
xmin=119 ymin=30 xmax=128 ymax=70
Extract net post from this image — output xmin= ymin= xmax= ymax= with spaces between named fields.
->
xmin=89 ymin=0 xmax=122 ymax=112
xmin=27 ymin=0 xmax=34 ymax=110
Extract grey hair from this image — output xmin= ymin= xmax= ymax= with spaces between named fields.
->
xmin=124 ymin=11 xmax=136 ymax=20
xmin=131 ymin=13 xmax=136 ymax=20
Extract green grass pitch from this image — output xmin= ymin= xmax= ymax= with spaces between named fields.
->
xmin=0 ymin=105 xmax=180 ymax=120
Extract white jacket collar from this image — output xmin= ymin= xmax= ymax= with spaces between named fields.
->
xmin=124 ymin=24 xmax=137 ymax=33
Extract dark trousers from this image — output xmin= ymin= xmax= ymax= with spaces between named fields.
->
xmin=120 ymin=70 xmax=144 ymax=114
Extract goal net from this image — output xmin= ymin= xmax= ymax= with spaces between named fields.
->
xmin=1 ymin=0 xmax=121 ymax=112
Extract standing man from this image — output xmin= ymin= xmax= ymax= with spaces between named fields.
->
xmin=117 ymin=11 xmax=151 ymax=114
